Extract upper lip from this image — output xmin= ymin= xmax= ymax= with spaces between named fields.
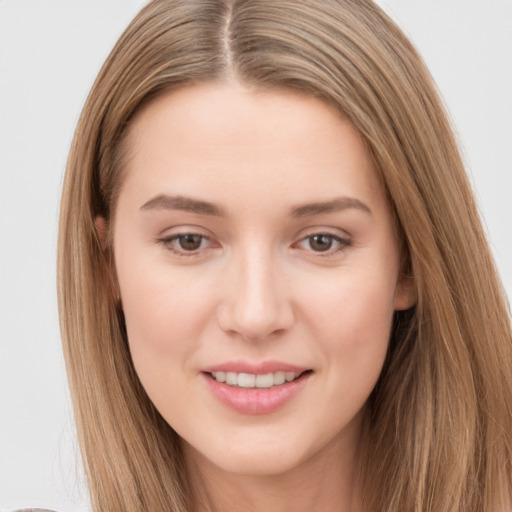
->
xmin=202 ymin=360 xmax=311 ymax=375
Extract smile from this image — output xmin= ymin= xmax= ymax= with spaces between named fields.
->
xmin=210 ymin=371 xmax=303 ymax=388
xmin=203 ymin=368 xmax=313 ymax=415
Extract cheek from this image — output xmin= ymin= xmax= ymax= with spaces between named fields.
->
xmin=306 ymin=265 xmax=397 ymax=337
xmin=115 ymin=252 xmax=218 ymax=381
xmin=116 ymin=262 xmax=220 ymax=418
xmin=303 ymin=268 xmax=397 ymax=385
xmin=316 ymin=282 xmax=395 ymax=442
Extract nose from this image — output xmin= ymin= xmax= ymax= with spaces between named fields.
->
xmin=217 ymin=247 xmax=294 ymax=342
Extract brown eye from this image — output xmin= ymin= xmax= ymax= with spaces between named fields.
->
xmin=177 ymin=234 xmax=204 ymax=251
xmin=308 ymin=234 xmax=334 ymax=252
xmin=159 ymin=232 xmax=217 ymax=258
xmin=296 ymin=232 xmax=350 ymax=256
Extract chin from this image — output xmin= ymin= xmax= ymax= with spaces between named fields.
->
xmin=183 ymin=428 xmax=334 ymax=480
xmin=218 ymin=450 xmax=306 ymax=477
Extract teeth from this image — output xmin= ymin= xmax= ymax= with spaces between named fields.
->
xmin=211 ymin=371 xmax=302 ymax=388
xmin=285 ymin=372 xmax=297 ymax=382
xmin=274 ymin=371 xmax=286 ymax=385
xmin=255 ymin=373 xmax=274 ymax=388
xmin=226 ymin=372 xmax=238 ymax=386
xmin=238 ymin=373 xmax=256 ymax=388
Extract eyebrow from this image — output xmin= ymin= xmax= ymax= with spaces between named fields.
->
xmin=139 ymin=194 xmax=371 ymax=218
xmin=140 ymin=194 xmax=227 ymax=217
xmin=290 ymin=197 xmax=372 ymax=217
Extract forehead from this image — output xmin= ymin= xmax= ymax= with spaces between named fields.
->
xmin=119 ymin=81 xmax=386 ymax=214
xmin=127 ymin=82 xmax=366 ymax=158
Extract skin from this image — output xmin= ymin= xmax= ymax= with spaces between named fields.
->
xmin=103 ymin=82 xmax=416 ymax=512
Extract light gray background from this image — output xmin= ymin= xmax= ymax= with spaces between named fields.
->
xmin=1 ymin=1 xmax=511 ymax=510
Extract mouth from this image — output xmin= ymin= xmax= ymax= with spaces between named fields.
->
xmin=202 ymin=367 xmax=313 ymax=415
xmin=207 ymin=370 xmax=312 ymax=389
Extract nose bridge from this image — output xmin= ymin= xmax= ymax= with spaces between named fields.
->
xmin=219 ymin=240 xmax=293 ymax=340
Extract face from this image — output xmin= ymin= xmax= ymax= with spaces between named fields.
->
xmin=109 ymin=82 xmax=414 ymax=479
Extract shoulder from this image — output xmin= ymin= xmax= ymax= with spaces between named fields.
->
xmin=12 ymin=509 xmax=60 ymax=512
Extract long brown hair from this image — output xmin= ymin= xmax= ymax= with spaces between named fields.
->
xmin=58 ymin=1 xmax=512 ymax=510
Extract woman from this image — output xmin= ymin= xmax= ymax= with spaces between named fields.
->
xmin=57 ymin=0 xmax=512 ymax=511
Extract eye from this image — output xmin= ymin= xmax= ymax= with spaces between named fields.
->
xmin=308 ymin=234 xmax=336 ymax=252
xmin=159 ymin=232 xmax=213 ymax=256
xmin=175 ymin=234 xmax=205 ymax=251
xmin=296 ymin=232 xmax=350 ymax=254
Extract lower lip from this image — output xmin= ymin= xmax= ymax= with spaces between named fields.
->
xmin=203 ymin=372 xmax=311 ymax=415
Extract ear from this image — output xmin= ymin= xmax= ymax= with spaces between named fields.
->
xmin=95 ymin=216 xmax=121 ymax=302
xmin=394 ymin=272 xmax=417 ymax=311
xmin=95 ymin=215 xmax=109 ymax=251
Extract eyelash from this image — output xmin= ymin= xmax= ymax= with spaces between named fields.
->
xmin=157 ymin=231 xmax=351 ymax=258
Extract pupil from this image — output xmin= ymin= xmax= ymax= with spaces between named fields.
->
xmin=310 ymin=234 xmax=333 ymax=251
xmin=179 ymin=234 xmax=202 ymax=251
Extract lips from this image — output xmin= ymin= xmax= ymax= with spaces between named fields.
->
xmin=202 ymin=361 xmax=313 ymax=415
